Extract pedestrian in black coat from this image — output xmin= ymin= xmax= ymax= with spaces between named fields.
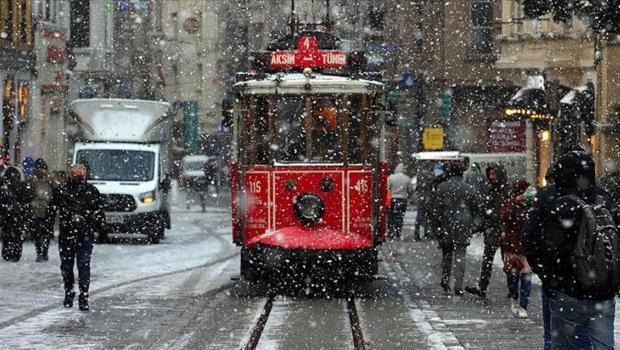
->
xmin=433 ymin=163 xmax=480 ymax=295
xmin=50 ymin=164 xmax=105 ymax=311
xmin=1 ymin=166 xmax=33 ymax=262
xmin=466 ymin=162 xmax=510 ymax=298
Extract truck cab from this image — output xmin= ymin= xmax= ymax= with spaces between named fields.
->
xmin=70 ymin=99 xmax=172 ymax=244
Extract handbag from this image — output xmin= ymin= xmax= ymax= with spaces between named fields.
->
xmin=503 ymin=253 xmax=525 ymax=275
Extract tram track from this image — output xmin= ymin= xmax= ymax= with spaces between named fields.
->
xmin=242 ymin=291 xmax=368 ymax=350
xmin=243 ymin=293 xmax=276 ymax=350
xmin=347 ymin=296 xmax=367 ymax=350
xmin=0 ymin=252 xmax=239 ymax=332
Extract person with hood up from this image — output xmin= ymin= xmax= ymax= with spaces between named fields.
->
xmin=462 ymin=158 xmax=485 ymax=193
xmin=413 ymin=167 xmax=433 ymax=240
xmin=523 ymin=151 xmax=617 ymax=349
xmin=466 ymin=162 xmax=510 ymax=298
xmin=50 ymin=164 xmax=106 ymax=311
xmin=387 ymin=163 xmax=413 ymax=240
xmin=425 ymin=163 xmax=447 ymax=239
xmin=27 ymin=159 xmax=55 ymax=262
xmin=433 ymin=163 xmax=480 ymax=295
xmin=500 ymin=179 xmax=532 ymax=318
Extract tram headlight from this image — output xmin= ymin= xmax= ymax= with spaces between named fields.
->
xmin=293 ymin=193 xmax=325 ymax=225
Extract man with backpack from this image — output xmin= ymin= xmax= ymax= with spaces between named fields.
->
xmin=523 ymin=151 xmax=619 ymax=349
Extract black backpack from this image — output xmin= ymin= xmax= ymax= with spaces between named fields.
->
xmin=567 ymin=195 xmax=620 ymax=292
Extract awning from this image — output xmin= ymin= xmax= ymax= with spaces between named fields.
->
xmin=560 ymin=84 xmax=593 ymax=107
xmin=505 ymin=87 xmax=552 ymax=120
xmin=558 ymin=83 xmax=595 ymax=136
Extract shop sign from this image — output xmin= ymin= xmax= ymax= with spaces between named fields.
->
xmin=486 ymin=119 xmax=526 ymax=153
xmin=422 ymin=127 xmax=444 ymax=150
xmin=46 ymin=45 xmax=65 ymax=64
xmin=270 ymin=35 xmax=346 ymax=68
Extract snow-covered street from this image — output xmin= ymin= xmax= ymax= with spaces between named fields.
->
xmin=0 ymin=191 xmax=238 ymax=349
xmin=2 ymin=204 xmax=620 ymax=349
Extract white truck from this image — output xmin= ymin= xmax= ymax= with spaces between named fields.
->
xmin=70 ymin=99 xmax=172 ymax=244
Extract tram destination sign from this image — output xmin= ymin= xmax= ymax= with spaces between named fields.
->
xmin=270 ymin=35 xmax=347 ymax=69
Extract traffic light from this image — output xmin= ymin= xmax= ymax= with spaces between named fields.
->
xmin=386 ymin=89 xmax=399 ymax=127
xmin=221 ymin=98 xmax=234 ymax=128
xmin=441 ymin=88 xmax=453 ymax=123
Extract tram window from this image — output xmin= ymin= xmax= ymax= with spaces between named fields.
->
xmin=239 ymin=97 xmax=269 ymax=165
xmin=309 ymin=100 xmax=342 ymax=162
xmin=348 ymin=95 xmax=377 ymax=164
xmin=274 ymin=98 xmax=306 ymax=162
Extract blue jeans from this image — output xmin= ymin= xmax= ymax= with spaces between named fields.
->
xmin=507 ymin=273 xmax=531 ymax=309
xmin=59 ymin=238 xmax=93 ymax=295
xmin=548 ymin=290 xmax=614 ymax=350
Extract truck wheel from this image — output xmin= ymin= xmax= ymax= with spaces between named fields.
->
xmin=157 ymin=224 xmax=166 ymax=240
xmin=147 ymin=232 xmax=160 ymax=244
xmin=96 ymin=232 xmax=109 ymax=244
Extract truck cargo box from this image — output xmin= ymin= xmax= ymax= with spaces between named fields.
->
xmin=70 ymin=99 xmax=171 ymax=143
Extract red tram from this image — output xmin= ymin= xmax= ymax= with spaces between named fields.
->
xmin=230 ymin=30 xmax=388 ymax=283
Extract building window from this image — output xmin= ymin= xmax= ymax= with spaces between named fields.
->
xmin=170 ymin=12 xmax=178 ymax=39
xmin=471 ymin=2 xmax=493 ymax=54
xmin=368 ymin=6 xmax=384 ymax=31
xmin=413 ymin=1 xmax=423 ymax=15
xmin=512 ymin=1 xmax=524 ymax=36
xmin=152 ymin=0 xmax=162 ymax=31
xmin=0 ymin=0 xmax=33 ymax=48
xmin=69 ymin=0 xmax=89 ymax=48
xmin=33 ymin=0 xmax=57 ymax=22
xmin=414 ymin=23 xmax=423 ymax=53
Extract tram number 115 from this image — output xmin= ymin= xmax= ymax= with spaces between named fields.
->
xmin=248 ymin=181 xmax=262 ymax=194
xmin=353 ymin=179 xmax=369 ymax=193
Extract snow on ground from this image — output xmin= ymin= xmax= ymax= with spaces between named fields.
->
xmin=0 ymin=184 xmax=235 ymax=324
xmin=0 ymin=183 xmax=237 ymax=350
xmin=404 ymin=210 xmax=541 ymax=285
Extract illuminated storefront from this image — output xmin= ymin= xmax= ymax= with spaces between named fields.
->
xmin=504 ymin=76 xmax=553 ymax=186
xmin=0 ymin=0 xmax=34 ymax=164
xmin=1 ymin=73 xmax=31 ymax=163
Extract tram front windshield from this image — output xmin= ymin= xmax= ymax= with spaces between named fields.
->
xmin=239 ymin=95 xmax=377 ymax=165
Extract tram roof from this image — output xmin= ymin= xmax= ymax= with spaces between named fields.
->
xmin=233 ymin=73 xmax=384 ymax=95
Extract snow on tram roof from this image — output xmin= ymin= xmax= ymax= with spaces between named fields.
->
xmin=234 ymin=73 xmax=384 ymax=95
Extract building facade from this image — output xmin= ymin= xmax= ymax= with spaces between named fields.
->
xmin=384 ymin=1 xmax=519 ymax=173
xmin=496 ymin=0 xmax=616 ymax=181
xmin=0 ymin=0 xmax=35 ymax=165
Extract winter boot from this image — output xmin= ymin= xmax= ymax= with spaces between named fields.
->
xmin=440 ymin=281 xmax=451 ymax=294
xmin=63 ymin=291 xmax=75 ymax=308
xmin=465 ymin=286 xmax=486 ymax=298
xmin=510 ymin=299 xmax=519 ymax=315
xmin=517 ymin=307 xmax=528 ymax=319
xmin=78 ymin=293 xmax=89 ymax=311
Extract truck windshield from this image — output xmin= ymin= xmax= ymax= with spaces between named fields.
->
xmin=76 ymin=150 xmax=155 ymax=181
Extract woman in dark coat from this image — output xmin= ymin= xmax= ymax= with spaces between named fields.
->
xmin=500 ymin=179 xmax=532 ymax=318
xmin=1 ymin=166 xmax=34 ymax=262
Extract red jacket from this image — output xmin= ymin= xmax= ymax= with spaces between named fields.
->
xmin=500 ymin=180 xmax=529 ymax=255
